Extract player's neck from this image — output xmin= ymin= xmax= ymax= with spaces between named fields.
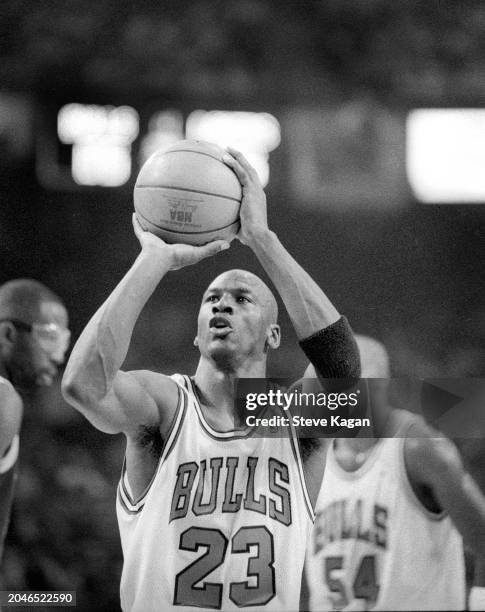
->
xmin=334 ymin=406 xmax=397 ymax=468
xmin=196 ymin=354 xmax=267 ymax=384
xmin=194 ymin=368 xmax=234 ymax=404
xmin=333 ymin=438 xmax=378 ymax=472
xmin=194 ymin=358 xmax=267 ymax=426
xmin=190 ymin=374 xmax=239 ymax=430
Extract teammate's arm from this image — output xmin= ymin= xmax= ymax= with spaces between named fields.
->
xmin=223 ymin=148 xmax=360 ymax=381
xmin=405 ymin=424 xmax=485 ymax=556
xmin=0 ymin=379 xmax=22 ymax=459
xmin=62 ymin=217 xmax=229 ymax=437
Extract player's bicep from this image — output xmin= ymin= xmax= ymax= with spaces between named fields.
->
xmin=425 ymin=439 xmax=473 ymax=506
xmin=406 ymin=429 xmax=462 ymax=487
xmin=405 ymin=429 xmax=469 ymax=512
xmin=81 ymin=370 xmax=155 ymax=435
xmin=96 ymin=370 xmax=179 ymax=437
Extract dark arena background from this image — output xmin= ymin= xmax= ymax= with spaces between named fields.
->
xmin=1 ymin=1 xmax=485 ymax=610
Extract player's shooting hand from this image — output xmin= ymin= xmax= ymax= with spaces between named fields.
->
xmin=223 ymin=148 xmax=269 ymax=247
xmin=132 ymin=213 xmax=229 ymax=270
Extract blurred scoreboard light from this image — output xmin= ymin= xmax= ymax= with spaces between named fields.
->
xmin=57 ymin=104 xmax=139 ymax=187
xmin=407 ymin=109 xmax=485 ymax=203
xmin=39 ymin=105 xmax=280 ymax=190
xmin=138 ymin=110 xmax=184 ymax=166
xmin=185 ymin=110 xmax=281 ymax=186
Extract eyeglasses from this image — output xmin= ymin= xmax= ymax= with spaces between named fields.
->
xmin=0 ymin=318 xmax=71 ymax=357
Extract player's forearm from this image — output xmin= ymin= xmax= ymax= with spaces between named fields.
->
xmin=247 ymin=229 xmax=340 ymax=339
xmin=63 ymin=251 xmax=169 ymax=405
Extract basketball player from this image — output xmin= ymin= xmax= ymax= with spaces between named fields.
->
xmin=62 ymin=148 xmax=360 ymax=611
xmin=0 ymin=279 xmax=70 ymax=564
xmin=304 ymin=337 xmax=485 ymax=611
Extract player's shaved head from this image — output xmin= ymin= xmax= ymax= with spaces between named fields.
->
xmin=0 ymin=279 xmax=64 ymax=322
xmin=206 ymin=269 xmax=278 ymax=324
xmin=355 ymin=335 xmax=390 ymax=378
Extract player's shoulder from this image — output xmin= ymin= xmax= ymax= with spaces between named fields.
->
xmin=0 ymin=376 xmax=23 ymax=423
xmin=389 ymin=407 xmax=424 ymax=434
xmin=0 ymin=375 xmax=19 ymax=398
xmin=0 ymin=376 xmax=22 ymax=458
xmin=0 ymin=433 xmax=19 ymax=474
xmin=125 ymin=370 xmax=186 ymax=432
xmin=136 ymin=370 xmax=190 ymax=401
xmin=403 ymin=410 xmax=447 ymax=445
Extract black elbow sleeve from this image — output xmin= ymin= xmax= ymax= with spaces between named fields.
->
xmin=298 ymin=316 xmax=361 ymax=389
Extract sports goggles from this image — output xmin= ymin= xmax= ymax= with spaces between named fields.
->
xmin=0 ymin=318 xmax=71 ymax=356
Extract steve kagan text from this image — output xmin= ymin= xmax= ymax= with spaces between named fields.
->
xmin=246 ymin=414 xmax=371 ymax=429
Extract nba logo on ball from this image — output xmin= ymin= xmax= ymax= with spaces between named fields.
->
xmin=134 ymin=140 xmax=242 ymax=245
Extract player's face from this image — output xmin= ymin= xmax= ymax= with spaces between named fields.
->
xmin=7 ymin=300 xmax=70 ymax=390
xmin=196 ymin=271 xmax=279 ymax=367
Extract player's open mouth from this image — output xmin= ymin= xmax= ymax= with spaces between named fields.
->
xmin=209 ymin=316 xmax=232 ymax=334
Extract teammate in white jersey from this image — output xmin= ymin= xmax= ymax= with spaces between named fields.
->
xmin=62 ymin=147 xmax=360 ymax=611
xmin=0 ymin=279 xmax=70 ymax=566
xmin=304 ymin=337 xmax=485 ymax=611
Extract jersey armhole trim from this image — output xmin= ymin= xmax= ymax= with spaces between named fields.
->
xmin=117 ymin=383 xmax=187 ymax=515
xmin=0 ymin=435 xmax=19 ymax=474
xmin=159 ymin=382 xmax=187 ymax=466
xmin=118 ymin=472 xmax=145 ymax=515
xmin=399 ymin=429 xmax=447 ymax=522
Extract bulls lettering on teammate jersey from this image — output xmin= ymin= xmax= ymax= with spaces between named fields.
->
xmin=117 ymin=375 xmax=314 ymax=612
xmin=304 ymin=410 xmax=465 ymax=611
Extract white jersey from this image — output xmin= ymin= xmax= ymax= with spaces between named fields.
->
xmin=305 ymin=410 xmax=465 ymax=611
xmin=117 ymin=374 xmax=314 ymax=612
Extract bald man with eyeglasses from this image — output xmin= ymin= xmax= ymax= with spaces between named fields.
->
xmin=0 ymin=279 xmax=70 ymax=565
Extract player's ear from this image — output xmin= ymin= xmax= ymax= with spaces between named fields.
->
xmin=193 ymin=336 xmax=199 ymax=347
xmin=265 ymin=324 xmax=280 ymax=351
xmin=0 ymin=321 xmax=16 ymax=349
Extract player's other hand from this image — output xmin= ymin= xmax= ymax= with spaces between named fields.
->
xmin=132 ymin=214 xmax=229 ymax=270
xmin=223 ymin=148 xmax=270 ymax=246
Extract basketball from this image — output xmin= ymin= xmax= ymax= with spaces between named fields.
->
xmin=134 ymin=140 xmax=242 ymax=245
